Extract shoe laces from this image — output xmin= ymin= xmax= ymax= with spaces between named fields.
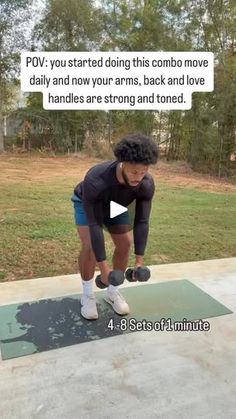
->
xmin=108 ymin=290 xmax=124 ymax=302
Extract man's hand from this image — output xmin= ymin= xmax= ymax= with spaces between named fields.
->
xmin=133 ymin=255 xmax=144 ymax=279
xmin=135 ymin=255 xmax=144 ymax=266
xmin=97 ymin=260 xmax=112 ymax=285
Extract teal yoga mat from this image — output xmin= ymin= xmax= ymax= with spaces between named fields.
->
xmin=0 ymin=280 xmax=233 ymax=360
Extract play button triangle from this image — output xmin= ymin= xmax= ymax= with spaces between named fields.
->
xmin=110 ymin=201 xmax=128 ymax=219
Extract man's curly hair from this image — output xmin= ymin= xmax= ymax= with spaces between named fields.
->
xmin=113 ymin=133 xmax=158 ymax=165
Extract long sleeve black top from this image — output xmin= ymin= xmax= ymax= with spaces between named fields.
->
xmin=74 ymin=160 xmax=155 ymax=262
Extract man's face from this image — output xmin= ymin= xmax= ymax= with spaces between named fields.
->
xmin=121 ymin=162 xmax=149 ymax=186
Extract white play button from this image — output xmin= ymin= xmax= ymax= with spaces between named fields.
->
xmin=110 ymin=201 xmax=128 ymax=218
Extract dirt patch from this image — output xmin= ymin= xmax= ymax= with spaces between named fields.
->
xmin=0 ymin=154 xmax=101 ymax=184
xmin=0 ymin=153 xmax=235 ymax=193
xmin=153 ymin=161 xmax=236 ymax=193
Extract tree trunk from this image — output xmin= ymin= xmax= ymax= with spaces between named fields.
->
xmin=0 ymin=114 xmax=4 ymax=153
xmin=0 ymin=34 xmax=4 ymax=153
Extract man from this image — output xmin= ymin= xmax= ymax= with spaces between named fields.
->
xmin=71 ymin=133 xmax=158 ymax=320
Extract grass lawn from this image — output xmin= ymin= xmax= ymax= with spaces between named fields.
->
xmin=0 ymin=156 xmax=235 ymax=282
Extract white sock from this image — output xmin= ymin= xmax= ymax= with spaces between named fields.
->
xmin=108 ymin=284 xmax=119 ymax=294
xmin=82 ymin=279 xmax=94 ymax=296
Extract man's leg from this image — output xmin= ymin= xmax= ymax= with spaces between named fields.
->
xmin=76 ymin=226 xmax=98 ymax=319
xmin=77 ymin=226 xmax=97 ymax=280
xmin=102 ymin=229 xmax=132 ymax=315
xmin=110 ymin=230 xmax=132 ymax=271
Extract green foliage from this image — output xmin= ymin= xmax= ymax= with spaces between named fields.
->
xmin=0 ymin=0 xmax=33 ymax=151
xmin=22 ymin=92 xmax=108 ymax=152
xmin=33 ymin=0 xmax=102 ymax=51
xmin=2 ymin=0 xmax=236 ymax=176
xmin=165 ymin=0 xmax=236 ymax=176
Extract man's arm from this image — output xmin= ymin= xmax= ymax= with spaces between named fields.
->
xmin=83 ymin=198 xmax=106 ymax=261
xmin=83 ymin=180 xmax=112 ymax=284
xmin=133 ymin=198 xmax=152 ymax=264
xmin=133 ymin=177 xmax=155 ymax=266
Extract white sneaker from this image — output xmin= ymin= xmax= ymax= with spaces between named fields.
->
xmin=104 ymin=289 xmax=130 ymax=315
xmin=81 ymin=294 xmax=98 ymax=320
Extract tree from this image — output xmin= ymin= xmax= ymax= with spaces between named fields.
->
xmin=182 ymin=0 xmax=236 ymax=175
xmin=33 ymin=0 xmax=102 ymax=51
xmin=25 ymin=0 xmax=107 ymax=153
xmin=17 ymin=0 xmax=236 ymax=177
xmin=0 ymin=0 xmax=33 ymax=152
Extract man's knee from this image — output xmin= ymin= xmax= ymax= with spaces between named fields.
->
xmin=115 ymin=236 xmax=132 ymax=253
xmin=77 ymin=227 xmax=95 ymax=256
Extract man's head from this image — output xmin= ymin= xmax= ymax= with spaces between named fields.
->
xmin=113 ymin=133 xmax=158 ymax=187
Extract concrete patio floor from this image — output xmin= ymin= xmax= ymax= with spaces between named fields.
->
xmin=0 ymin=258 xmax=235 ymax=419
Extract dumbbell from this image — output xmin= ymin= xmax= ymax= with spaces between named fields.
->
xmin=95 ymin=269 xmax=125 ymax=289
xmin=125 ymin=266 xmax=151 ymax=282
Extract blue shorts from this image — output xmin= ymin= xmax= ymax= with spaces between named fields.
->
xmin=71 ymin=194 xmax=130 ymax=227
